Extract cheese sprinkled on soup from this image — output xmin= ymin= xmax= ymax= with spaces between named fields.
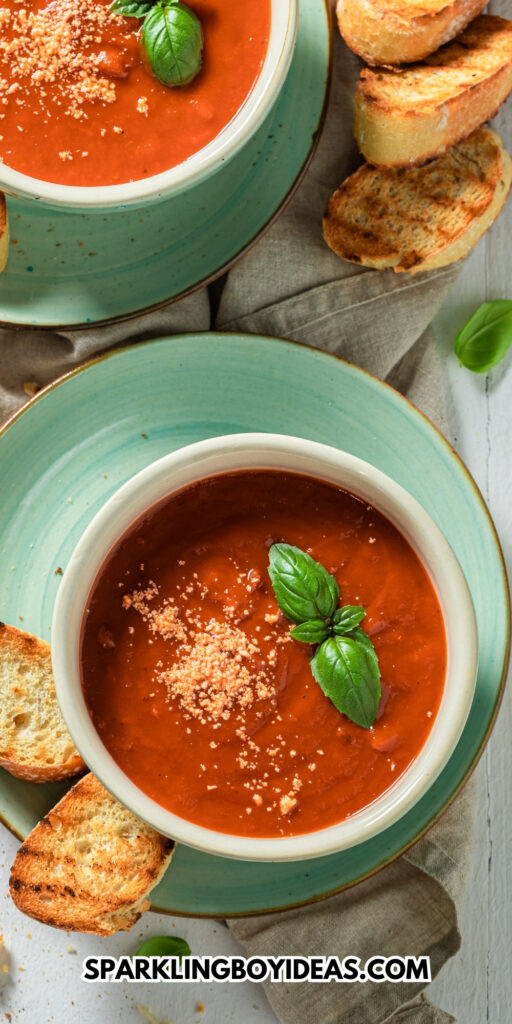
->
xmin=0 ymin=0 xmax=270 ymax=186
xmin=81 ymin=471 xmax=447 ymax=839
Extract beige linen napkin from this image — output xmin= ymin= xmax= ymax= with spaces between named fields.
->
xmin=0 ymin=6 xmax=476 ymax=1023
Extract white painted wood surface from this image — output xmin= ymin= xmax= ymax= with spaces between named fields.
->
xmin=428 ymin=58 xmax=512 ymax=1020
xmin=1 ymin=3 xmax=511 ymax=1018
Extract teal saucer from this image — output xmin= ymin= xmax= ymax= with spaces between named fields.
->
xmin=0 ymin=0 xmax=330 ymax=330
xmin=0 ymin=334 xmax=508 ymax=916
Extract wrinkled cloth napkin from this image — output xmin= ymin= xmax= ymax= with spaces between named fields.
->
xmin=0 ymin=7 xmax=475 ymax=1023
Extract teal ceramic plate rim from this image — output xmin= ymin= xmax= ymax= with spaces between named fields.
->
xmin=0 ymin=332 xmax=509 ymax=918
xmin=0 ymin=2 xmax=331 ymax=333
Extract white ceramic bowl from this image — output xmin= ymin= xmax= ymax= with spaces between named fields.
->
xmin=52 ymin=434 xmax=478 ymax=862
xmin=0 ymin=1 xmax=297 ymax=210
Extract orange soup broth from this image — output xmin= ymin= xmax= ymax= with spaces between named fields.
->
xmin=81 ymin=471 xmax=447 ymax=838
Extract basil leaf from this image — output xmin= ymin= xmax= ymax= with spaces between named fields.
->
xmin=455 ymin=300 xmax=512 ymax=373
xmin=290 ymin=619 xmax=330 ymax=645
xmin=311 ymin=630 xmax=381 ymax=729
xmin=268 ymin=544 xmax=340 ymax=624
xmin=135 ymin=936 xmax=191 ymax=958
xmin=142 ymin=1 xmax=203 ymax=87
xmin=111 ymin=0 xmax=155 ymax=17
xmin=332 ymin=605 xmax=365 ymax=634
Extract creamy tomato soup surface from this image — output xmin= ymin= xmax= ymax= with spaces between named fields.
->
xmin=80 ymin=471 xmax=447 ymax=839
xmin=0 ymin=0 xmax=270 ymax=186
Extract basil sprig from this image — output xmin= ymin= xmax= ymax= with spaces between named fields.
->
xmin=455 ymin=300 xmax=512 ymax=373
xmin=268 ymin=544 xmax=340 ymax=624
xmin=111 ymin=0 xmax=203 ymax=88
xmin=135 ymin=935 xmax=191 ymax=958
xmin=332 ymin=605 xmax=366 ymax=633
xmin=143 ymin=1 xmax=203 ymax=86
xmin=111 ymin=0 xmax=155 ymax=17
xmin=311 ymin=630 xmax=380 ymax=729
xmin=268 ymin=543 xmax=381 ymax=729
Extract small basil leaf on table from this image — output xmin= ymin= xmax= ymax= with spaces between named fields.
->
xmin=332 ymin=605 xmax=365 ymax=633
xmin=290 ymin=619 xmax=330 ymax=645
xmin=111 ymin=0 xmax=155 ymax=17
xmin=311 ymin=629 xmax=381 ymax=729
xmin=268 ymin=543 xmax=340 ymax=624
xmin=135 ymin=936 xmax=191 ymax=958
xmin=455 ymin=300 xmax=512 ymax=373
xmin=142 ymin=0 xmax=203 ymax=87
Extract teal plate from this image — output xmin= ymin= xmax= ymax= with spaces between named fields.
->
xmin=0 ymin=0 xmax=330 ymax=330
xmin=0 ymin=334 xmax=509 ymax=916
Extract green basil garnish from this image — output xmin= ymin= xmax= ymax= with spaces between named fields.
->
xmin=455 ymin=300 xmax=512 ymax=373
xmin=135 ymin=936 xmax=191 ymax=958
xmin=111 ymin=0 xmax=155 ymax=17
xmin=311 ymin=630 xmax=380 ymax=729
xmin=290 ymin=619 xmax=330 ymax=645
xmin=142 ymin=0 xmax=203 ymax=87
xmin=311 ymin=631 xmax=381 ymax=729
xmin=268 ymin=543 xmax=340 ymax=624
xmin=268 ymin=544 xmax=381 ymax=728
xmin=332 ymin=605 xmax=365 ymax=633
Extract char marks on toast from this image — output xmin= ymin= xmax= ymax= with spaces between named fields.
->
xmin=323 ymin=129 xmax=512 ymax=274
xmin=9 ymin=773 xmax=176 ymax=935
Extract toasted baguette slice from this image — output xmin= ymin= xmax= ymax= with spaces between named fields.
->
xmin=355 ymin=16 xmax=512 ymax=168
xmin=337 ymin=0 xmax=487 ymax=66
xmin=0 ymin=623 xmax=85 ymax=782
xmin=323 ymin=129 xmax=512 ymax=275
xmin=10 ymin=773 xmax=176 ymax=935
xmin=0 ymin=194 xmax=8 ymax=273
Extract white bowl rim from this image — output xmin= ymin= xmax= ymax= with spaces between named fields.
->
xmin=52 ymin=433 xmax=478 ymax=862
xmin=0 ymin=0 xmax=298 ymax=208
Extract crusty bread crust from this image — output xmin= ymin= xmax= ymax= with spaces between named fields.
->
xmin=0 ymin=194 xmax=8 ymax=273
xmin=0 ymin=622 xmax=85 ymax=782
xmin=323 ymin=129 xmax=512 ymax=275
xmin=337 ymin=0 xmax=487 ymax=66
xmin=355 ymin=16 xmax=512 ymax=168
xmin=10 ymin=773 xmax=176 ymax=935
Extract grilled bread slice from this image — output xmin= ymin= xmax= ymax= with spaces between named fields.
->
xmin=0 ymin=194 xmax=8 ymax=273
xmin=355 ymin=16 xmax=512 ymax=168
xmin=10 ymin=773 xmax=176 ymax=935
xmin=323 ymin=128 xmax=512 ymax=274
xmin=0 ymin=623 xmax=85 ymax=782
xmin=337 ymin=0 xmax=487 ymax=66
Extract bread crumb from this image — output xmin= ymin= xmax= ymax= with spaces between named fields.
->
xmin=279 ymin=794 xmax=297 ymax=815
xmin=264 ymin=611 xmax=280 ymax=624
xmin=157 ymin=620 xmax=275 ymax=724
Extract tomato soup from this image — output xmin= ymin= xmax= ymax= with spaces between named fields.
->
xmin=81 ymin=471 xmax=446 ymax=839
xmin=0 ymin=0 xmax=270 ymax=186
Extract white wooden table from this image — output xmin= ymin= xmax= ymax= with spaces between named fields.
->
xmin=1 ymin=40 xmax=511 ymax=1024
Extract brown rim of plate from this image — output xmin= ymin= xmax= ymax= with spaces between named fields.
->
xmin=0 ymin=331 xmax=509 ymax=919
xmin=0 ymin=2 xmax=333 ymax=334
